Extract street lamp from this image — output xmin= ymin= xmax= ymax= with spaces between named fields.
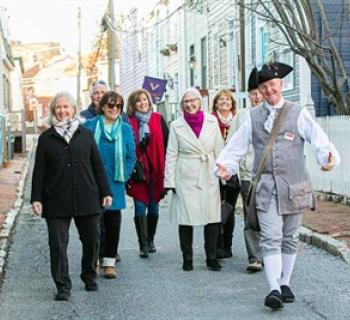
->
xmin=219 ymin=37 xmax=226 ymax=48
xmin=189 ymin=55 xmax=197 ymax=70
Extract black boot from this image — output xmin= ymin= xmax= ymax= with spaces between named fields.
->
xmin=216 ymin=225 xmax=225 ymax=259
xmin=147 ymin=216 xmax=159 ymax=253
xmin=134 ymin=216 xmax=148 ymax=258
xmin=204 ymin=223 xmax=221 ymax=271
xmin=179 ymin=225 xmax=193 ymax=271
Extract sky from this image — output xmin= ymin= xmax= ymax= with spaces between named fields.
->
xmin=1 ymin=0 xmax=158 ymax=55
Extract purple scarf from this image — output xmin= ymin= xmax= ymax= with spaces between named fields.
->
xmin=183 ymin=110 xmax=204 ymax=138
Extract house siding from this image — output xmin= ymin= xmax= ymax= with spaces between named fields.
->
xmin=311 ymin=0 xmax=350 ymax=116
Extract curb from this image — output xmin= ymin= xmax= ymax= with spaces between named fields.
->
xmin=0 ymin=141 xmax=35 ymax=281
xmin=299 ymin=226 xmax=350 ymax=265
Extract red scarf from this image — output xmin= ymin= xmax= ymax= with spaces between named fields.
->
xmin=212 ymin=111 xmax=235 ymax=140
xmin=127 ymin=113 xmax=165 ymax=204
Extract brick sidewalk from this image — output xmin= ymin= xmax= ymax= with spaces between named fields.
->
xmin=304 ymin=199 xmax=350 ymax=249
xmin=0 ymin=156 xmax=28 ymax=233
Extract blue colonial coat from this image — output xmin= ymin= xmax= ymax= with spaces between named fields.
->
xmin=84 ymin=117 xmax=136 ymax=210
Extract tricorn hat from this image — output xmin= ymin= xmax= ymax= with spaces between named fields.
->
xmin=257 ymin=62 xmax=293 ymax=85
xmin=248 ymin=67 xmax=259 ymax=91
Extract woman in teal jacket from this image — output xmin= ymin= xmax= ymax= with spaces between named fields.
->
xmin=84 ymin=91 xmax=136 ymax=279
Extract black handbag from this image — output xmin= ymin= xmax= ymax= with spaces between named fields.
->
xmin=247 ymin=180 xmax=259 ymax=231
xmin=226 ymin=174 xmax=240 ymax=189
xmin=221 ymin=188 xmax=233 ymax=225
xmin=131 ymin=159 xmax=146 ymax=182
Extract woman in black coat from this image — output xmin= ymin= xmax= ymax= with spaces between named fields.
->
xmin=31 ymin=91 xmax=112 ymax=301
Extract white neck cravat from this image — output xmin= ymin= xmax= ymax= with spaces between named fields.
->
xmin=263 ymin=98 xmax=285 ymax=133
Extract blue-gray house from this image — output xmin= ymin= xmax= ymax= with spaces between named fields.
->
xmin=311 ymin=0 xmax=350 ymax=116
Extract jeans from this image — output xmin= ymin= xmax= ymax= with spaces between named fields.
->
xmin=134 ymin=199 xmax=159 ymax=217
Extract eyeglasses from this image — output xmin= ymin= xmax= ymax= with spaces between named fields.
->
xmin=106 ymin=102 xmax=123 ymax=109
xmin=183 ymin=98 xmax=198 ymax=104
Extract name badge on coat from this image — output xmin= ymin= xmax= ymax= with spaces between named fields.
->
xmin=284 ymin=132 xmax=295 ymax=141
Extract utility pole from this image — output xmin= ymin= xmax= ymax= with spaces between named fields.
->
xmin=77 ymin=6 xmax=82 ymax=110
xmin=239 ymin=0 xmax=246 ymax=108
xmin=108 ymin=0 xmax=116 ymax=90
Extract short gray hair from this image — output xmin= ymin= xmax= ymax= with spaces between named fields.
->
xmin=180 ymin=87 xmax=203 ymax=108
xmin=89 ymin=80 xmax=110 ymax=97
xmin=48 ymin=91 xmax=77 ymax=124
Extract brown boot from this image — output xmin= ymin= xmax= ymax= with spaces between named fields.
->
xmin=103 ymin=266 xmax=117 ymax=279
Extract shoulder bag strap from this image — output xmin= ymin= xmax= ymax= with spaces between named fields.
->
xmin=254 ymin=101 xmax=292 ymax=183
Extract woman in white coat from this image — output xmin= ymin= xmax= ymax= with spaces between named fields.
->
xmin=164 ymin=87 xmax=224 ymax=272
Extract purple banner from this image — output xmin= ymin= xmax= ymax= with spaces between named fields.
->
xmin=142 ymin=76 xmax=167 ymax=104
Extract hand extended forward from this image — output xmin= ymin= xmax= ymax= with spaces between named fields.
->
xmin=215 ymin=163 xmax=232 ymax=181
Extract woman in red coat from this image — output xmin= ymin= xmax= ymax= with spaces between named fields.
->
xmin=126 ymin=89 xmax=168 ymax=258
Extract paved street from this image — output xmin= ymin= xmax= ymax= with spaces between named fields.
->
xmin=0 ymin=163 xmax=350 ymax=320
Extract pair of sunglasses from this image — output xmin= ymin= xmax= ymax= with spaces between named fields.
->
xmin=106 ymin=102 xmax=123 ymax=109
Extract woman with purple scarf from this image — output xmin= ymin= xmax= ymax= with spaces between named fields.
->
xmin=164 ymin=87 xmax=224 ymax=272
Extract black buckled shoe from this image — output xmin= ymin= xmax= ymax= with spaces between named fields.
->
xmin=280 ymin=285 xmax=295 ymax=303
xmin=55 ymin=290 xmax=70 ymax=301
xmin=206 ymin=259 xmax=222 ymax=271
xmin=264 ymin=290 xmax=284 ymax=309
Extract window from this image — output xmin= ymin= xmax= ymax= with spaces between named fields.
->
xmin=227 ymin=19 xmax=235 ymax=87
xmin=279 ymin=48 xmax=294 ymax=91
xmin=137 ymin=30 xmax=143 ymax=63
xmin=189 ymin=44 xmax=195 ymax=87
xmin=201 ymin=37 xmax=208 ymax=89
xmin=256 ymin=18 xmax=269 ymax=67
xmin=2 ymin=75 xmax=9 ymax=110
xmin=213 ymin=32 xmax=220 ymax=87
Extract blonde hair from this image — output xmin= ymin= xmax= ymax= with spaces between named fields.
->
xmin=212 ymin=89 xmax=237 ymax=113
xmin=126 ymin=89 xmax=153 ymax=116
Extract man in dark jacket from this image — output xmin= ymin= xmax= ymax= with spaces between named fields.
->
xmin=80 ymin=80 xmax=109 ymax=119
xmin=80 ymin=80 xmax=128 ymax=122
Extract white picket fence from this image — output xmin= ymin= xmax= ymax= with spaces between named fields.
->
xmin=305 ymin=115 xmax=350 ymax=196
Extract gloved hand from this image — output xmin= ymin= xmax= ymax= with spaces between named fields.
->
xmin=164 ymin=187 xmax=176 ymax=194
xmin=162 ymin=187 xmax=176 ymax=199
xmin=140 ymin=135 xmax=150 ymax=152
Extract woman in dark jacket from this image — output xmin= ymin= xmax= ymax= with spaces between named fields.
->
xmin=212 ymin=89 xmax=241 ymax=259
xmin=31 ymin=91 xmax=112 ymax=301
xmin=126 ymin=89 xmax=168 ymax=258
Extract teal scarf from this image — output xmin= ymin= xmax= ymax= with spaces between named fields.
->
xmin=94 ymin=115 xmax=125 ymax=182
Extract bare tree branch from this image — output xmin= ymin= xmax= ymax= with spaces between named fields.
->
xmin=236 ymin=0 xmax=350 ymax=114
